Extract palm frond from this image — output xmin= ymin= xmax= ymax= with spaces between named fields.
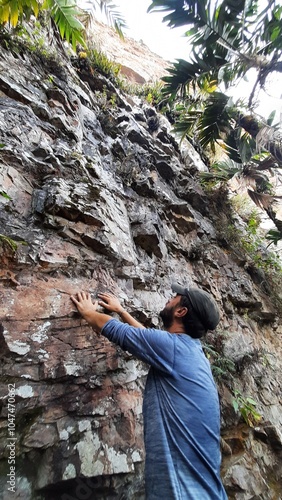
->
xmin=252 ymin=154 xmax=276 ymax=171
xmin=150 ymin=0 xmax=282 ymax=94
xmin=247 ymin=189 xmax=282 ymax=210
xmin=238 ymin=131 xmax=256 ymax=163
xmin=197 ymin=91 xmax=230 ymax=151
xmin=42 ymin=0 xmax=86 ymax=49
xmin=80 ymin=0 xmax=126 ymax=38
xmin=148 ymin=0 xmax=209 ymax=28
xmin=172 ymin=90 xmax=231 ymax=150
xmin=252 ymin=2 xmax=282 ymax=55
xmin=200 ymin=158 xmax=242 ymax=182
xmin=173 ymin=109 xmax=202 ymax=141
xmin=150 ymin=0 xmax=282 ymax=239
xmin=265 ymin=229 xmax=282 ymax=246
xmin=247 ymin=189 xmax=282 ymax=237
xmin=0 ymin=0 xmax=40 ymax=26
xmin=100 ymin=1 xmax=126 ymax=38
xmin=223 ymin=127 xmax=244 ymax=163
xmin=256 ymin=125 xmax=282 ymax=164
xmin=161 ymin=50 xmax=226 ymax=97
xmin=0 ymin=0 xmax=87 ymax=49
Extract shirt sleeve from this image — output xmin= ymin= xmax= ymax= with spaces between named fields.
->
xmin=101 ymin=319 xmax=175 ymax=374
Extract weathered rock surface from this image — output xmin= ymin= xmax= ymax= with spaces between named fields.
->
xmin=0 ymin=25 xmax=281 ymax=500
xmin=88 ymin=18 xmax=171 ymax=83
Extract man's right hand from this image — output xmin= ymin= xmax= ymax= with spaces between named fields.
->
xmin=98 ymin=292 xmax=124 ymax=314
xmin=98 ymin=292 xmax=144 ymax=329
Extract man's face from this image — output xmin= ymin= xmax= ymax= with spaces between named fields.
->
xmin=159 ymin=294 xmax=182 ymax=329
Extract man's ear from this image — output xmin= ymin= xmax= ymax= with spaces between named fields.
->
xmin=175 ymin=306 xmax=188 ymax=318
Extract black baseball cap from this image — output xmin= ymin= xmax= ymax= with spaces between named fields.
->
xmin=172 ymin=283 xmax=220 ymax=331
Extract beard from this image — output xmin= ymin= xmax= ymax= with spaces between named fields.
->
xmin=159 ymin=305 xmax=174 ymax=329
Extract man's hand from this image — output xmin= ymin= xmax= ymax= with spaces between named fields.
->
xmin=71 ymin=291 xmax=113 ymax=332
xmin=99 ymin=291 xmax=144 ymax=329
xmin=98 ymin=292 xmax=124 ymax=314
xmin=71 ymin=290 xmax=144 ymax=330
xmin=71 ymin=291 xmax=98 ymax=320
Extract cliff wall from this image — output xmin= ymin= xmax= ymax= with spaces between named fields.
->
xmin=0 ymin=24 xmax=281 ymax=500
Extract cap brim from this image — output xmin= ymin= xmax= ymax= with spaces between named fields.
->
xmin=172 ymin=283 xmax=187 ymax=295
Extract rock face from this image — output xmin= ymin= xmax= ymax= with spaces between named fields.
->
xmin=0 ymin=26 xmax=281 ymax=500
xmin=87 ymin=18 xmax=171 ymax=83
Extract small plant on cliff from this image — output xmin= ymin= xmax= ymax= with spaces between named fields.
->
xmin=0 ymin=234 xmax=18 ymax=252
xmin=123 ymin=81 xmax=168 ymax=111
xmin=202 ymin=331 xmax=236 ymax=385
xmin=223 ymin=222 xmax=282 ymax=274
xmin=87 ymin=47 xmax=121 ymax=80
xmin=232 ymin=389 xmax=262 ymax=427
xmin=231 ymin=194 xmax=261 ymax=229
xmin=203 ymin=343 xmax=236 ymax=384
xmin=140 ymin=82 xmax=165 ymax=108
xmin=94 ymin=85 xmax=117 ymax=111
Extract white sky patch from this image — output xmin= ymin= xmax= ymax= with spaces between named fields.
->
xmin=117 ymin=0 xmax=190 ymax=61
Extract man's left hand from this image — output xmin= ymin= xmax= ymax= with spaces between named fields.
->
xmin=71 ymin=291 xmax=98 ymax=320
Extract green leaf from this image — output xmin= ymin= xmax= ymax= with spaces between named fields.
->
xmin=267 ymin=110 xmax=276 ymax=126
xmin=9 ymin=0 xmax=19 ymax=27
xmin=50 ymin=0 xmax=86 ymax=49
xmin=30 ymin=0 xmax=40 ymax=17
xmin=0 ymin=1 xmax=11 ymax=24
xmin=265 ymin=229 xmax=282 ymax=246
xmin=270 ymin=25 xmax=280 ymax=41
xmin=245 ymin=397 xmax=257 ymax=406
xmin=0 ymin=191 xmax=11 ymax=200
xmin=201 ymin=158 xmax=241 ymax=182
xmin=232 ymin=399 xmax=239 ymax=412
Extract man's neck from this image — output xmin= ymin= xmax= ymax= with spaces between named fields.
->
xmin=165 ymin=320 xmax=186 ymax=335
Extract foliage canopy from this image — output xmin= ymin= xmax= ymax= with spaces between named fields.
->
xmin=0 ymin=0 xmax=125 ymax=49
xmin=148 ymin=0 xmax=282 ymax=243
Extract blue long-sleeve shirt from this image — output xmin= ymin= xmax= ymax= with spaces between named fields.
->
xmin=101 ymin=319 xmax=227 ymax=500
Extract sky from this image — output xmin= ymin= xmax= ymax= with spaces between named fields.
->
xmin=80 ymin=0 xmax=282 ymax=123
xmin=81 ymin=0 xmax=190 ymax=61
xmin=114 ymin=0 xmax=190 ymax=61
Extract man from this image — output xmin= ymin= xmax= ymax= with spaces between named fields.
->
xmin=71 ymin=284 xmax=227 ymax=500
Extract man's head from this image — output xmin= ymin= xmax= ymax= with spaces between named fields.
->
xmin=160 ymin=284 xmax=220 ymax=338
